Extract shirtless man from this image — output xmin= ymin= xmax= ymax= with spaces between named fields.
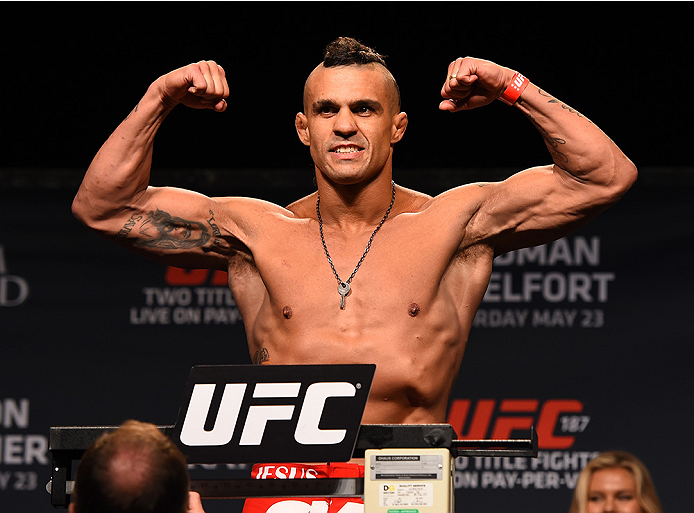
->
xmin=72 ymin=37 xmax=636 ymax=510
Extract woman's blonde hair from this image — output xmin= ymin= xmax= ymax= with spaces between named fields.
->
xmin=569 ymin=451 xmax=662 ymax=513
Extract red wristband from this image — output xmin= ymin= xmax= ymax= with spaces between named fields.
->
xmin=499 ymin=72 xmax=529 ymax=105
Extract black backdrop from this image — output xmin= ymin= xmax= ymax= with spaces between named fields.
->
xmin=1 ymin=2 xmax=692 ymax=512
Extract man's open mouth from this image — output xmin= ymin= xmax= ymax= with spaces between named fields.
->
xmin=331 ymin=145 xmax=363 ymax=154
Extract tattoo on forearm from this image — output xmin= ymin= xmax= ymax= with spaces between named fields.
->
xmin=253 ymin=348 xmax=270 ymax=364
xmin=524 ymin=112 xmax=570 ymax=164
xmin=131 ymin=209 xmax=211 ymax=249
xmin=205 ymin=210 xmax=224 ymax=250
xmin=123 ymin=103 xmax=139 ymax=122
xmin=117 ymin=213 xmax=143 ymax=238
xmin=538 ymin=89 xmax=590 ymax=122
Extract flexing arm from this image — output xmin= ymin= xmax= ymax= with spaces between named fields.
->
xmin=439 ymin=58 xmax=637 ymax=254
xmin=72 ymin=61 xmax=233 ymax=267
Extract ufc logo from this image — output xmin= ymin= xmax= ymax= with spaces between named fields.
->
xmin=446 ymin=399 xmax=585 ymax=449
xmin=179 ymin=381 xmax=356 ymax=447
xmin=510 ymin=73 xmax=526 ymax=92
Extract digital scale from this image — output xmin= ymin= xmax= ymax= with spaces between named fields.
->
xmin=364 ymin=448 xmax=453 ymax=513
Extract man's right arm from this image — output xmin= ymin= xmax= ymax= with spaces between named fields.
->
xmin=72 ymin=61 xmax=235 ymax=269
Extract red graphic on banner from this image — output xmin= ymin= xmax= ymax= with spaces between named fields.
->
xmin=165 ymin=267 xmax=228 ymax=286
xmin=446 ymin=399 xmax=584 ymax=449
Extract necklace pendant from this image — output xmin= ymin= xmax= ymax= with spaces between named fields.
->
xmin=338 ymin=282 xmax=351 ymax=309
xmin=317 ymin=181 xmax=395 ymax=312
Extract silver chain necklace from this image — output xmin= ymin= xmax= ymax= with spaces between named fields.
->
xmin=316 ymin=181 xmax=396 ymax=309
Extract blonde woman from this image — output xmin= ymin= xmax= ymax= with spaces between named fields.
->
xmin=569 ymin=451 xmax=662 ymax=513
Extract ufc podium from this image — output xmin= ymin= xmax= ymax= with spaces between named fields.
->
xmin=47 ymin=365 xmax=537 ymax=512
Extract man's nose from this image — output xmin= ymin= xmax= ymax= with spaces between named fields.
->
xmin=333 ymin=107 xmax=358 ymax=137
xmin=603 ymin=497 xmax=615 ymax=512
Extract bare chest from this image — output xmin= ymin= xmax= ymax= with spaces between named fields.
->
xmin=258 ymin=220 xmax=451 ymax=314
xmin=229 ymin=212 xmax=491 ymax=348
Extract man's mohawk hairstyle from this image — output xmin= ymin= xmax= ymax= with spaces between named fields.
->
xmin=323 ymin=37 xmax=388 ymax=68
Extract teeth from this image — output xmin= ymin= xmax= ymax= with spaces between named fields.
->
xmin=334 ymin=147 xmax=360 ymax=153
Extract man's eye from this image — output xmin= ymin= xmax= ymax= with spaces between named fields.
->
xmin=317 ymin=105 xmax=338 ymax=115
xmin=355 ymin=106 xmax=373 ymax=115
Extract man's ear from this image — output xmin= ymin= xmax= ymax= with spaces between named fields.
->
xmin=295 ymin=113 xmax=310 ymax=146
xmin=391 ymin=112 xmax=408 ymax=144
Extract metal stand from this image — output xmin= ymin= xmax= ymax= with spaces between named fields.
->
xmin=47 ymin=424 xmax=537 ymax=508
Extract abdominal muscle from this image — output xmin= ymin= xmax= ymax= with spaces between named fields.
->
xmin=247 ymin=284 xmax=471 ymax=426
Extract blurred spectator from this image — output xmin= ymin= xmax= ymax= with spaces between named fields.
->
xmin=569 ymin=451 xmax=662 ymax=513
xmin=69 ymin=419 xmax=205 ymax=513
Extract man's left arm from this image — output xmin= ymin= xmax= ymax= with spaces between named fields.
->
xmin=440 ymin=57 xmax=638 ymax=253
